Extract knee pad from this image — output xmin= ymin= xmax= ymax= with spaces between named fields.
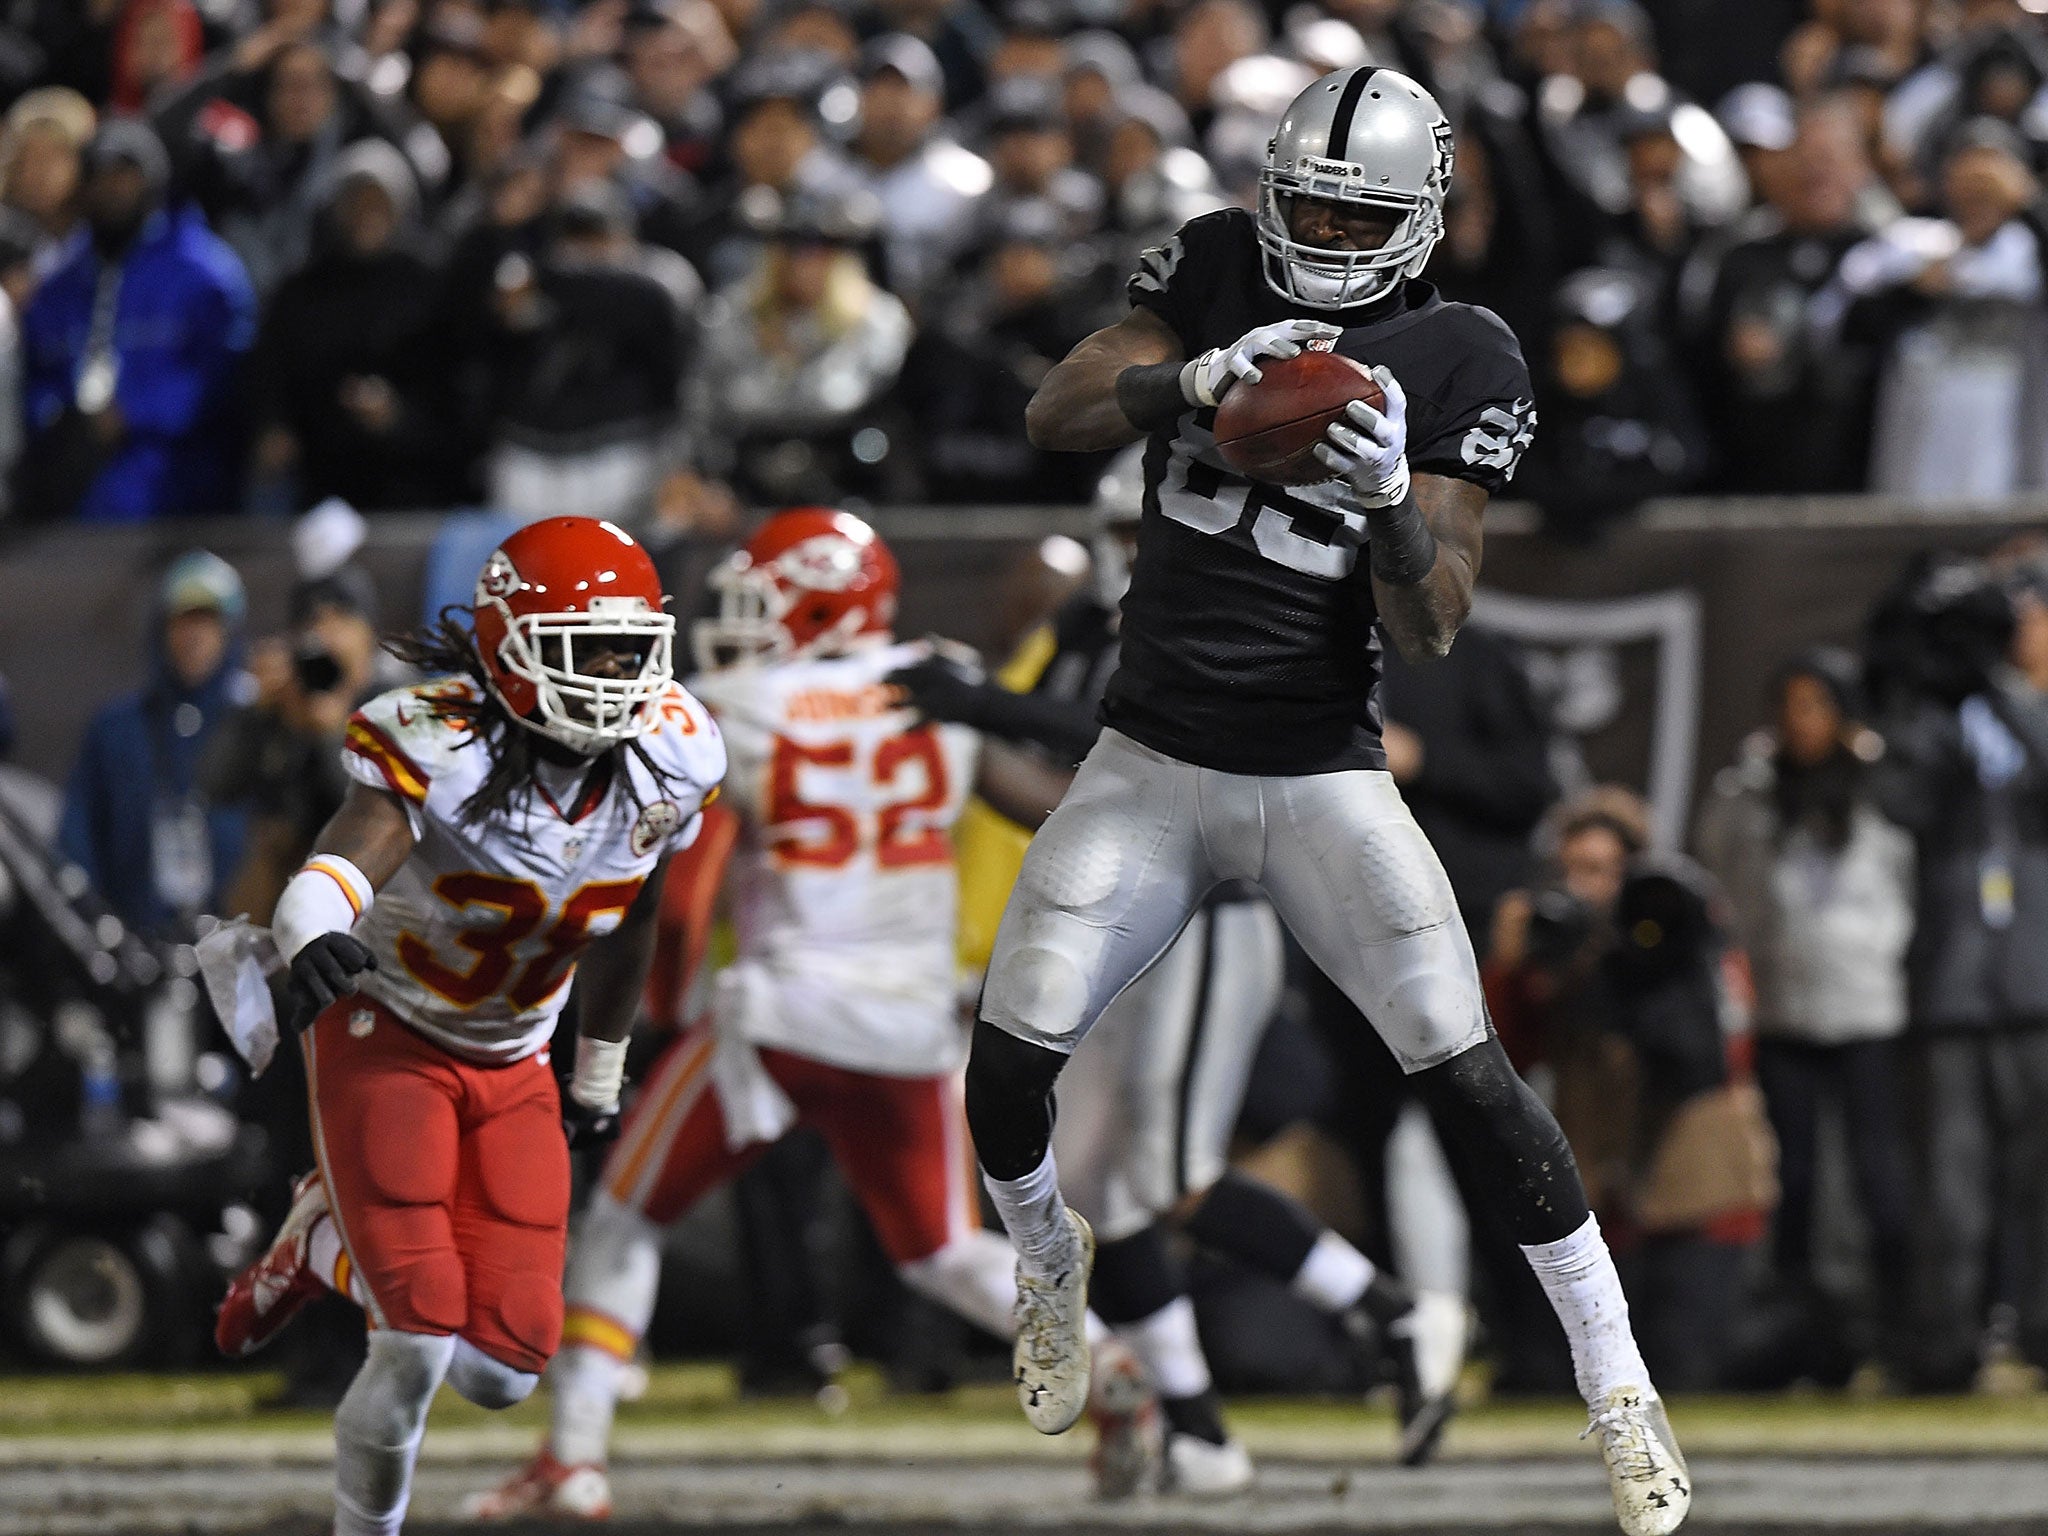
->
xmin=446 ymin=1336 xmax=539 ymax=1410
xmin=467 ymin=1266 xmax=563 ymax=1375
xmin=986 ymin=943 xmax=1096 ymax=1046
xmin=965 ymin=1018 xmax=1069 ymax=1179
xmin=378 ymin=1242 xmax=469 ymax=1337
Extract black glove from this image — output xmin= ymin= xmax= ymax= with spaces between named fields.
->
xmin=284 ymin=932 xmax=379 ymax=1035
xmin=887 ymin=654 xmax=994 ymax=728
xmin=562 ymin=1095 xmax=622 ymax=1150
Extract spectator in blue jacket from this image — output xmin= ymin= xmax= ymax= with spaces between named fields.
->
xmin=58 ymin=549 xmax=250 ymax=939
xmin=17 ymin=120 xmax=254 ymax=522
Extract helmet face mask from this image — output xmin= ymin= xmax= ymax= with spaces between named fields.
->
xmin=488 ymin=603 xmax=675 ymax=754
xmin=471 ymin=518 xmax=677 ymax=757
xmin=1255 ymin=67 xmax=1452 ymax=311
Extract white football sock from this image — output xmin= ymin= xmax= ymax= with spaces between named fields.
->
xmin=1291 ymin=1229 xmax=1375 ymax=1313
xmin=306 ymin=1216 xmax=369 ymax=1307
xmin=333 ymin=1331 xmax=454 ymax=1536
xmin=550 ymin=1193 xmax=668 ymax=1468
xmin=550 ymin=1343 xmax=624 ymax=1468
xmin=1520 ymin=1214 xmax=1651 ymax=1405
xmin=1116 ymin=1297 xmax=1212 ymax=1401
xmin=982 ymin=1150 xmax=1078 ymax=1278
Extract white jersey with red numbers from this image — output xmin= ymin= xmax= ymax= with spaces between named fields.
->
xmin=338 ymin=676 xmax=726 ymax=1064
xmin=687 ymin=641 xmax=980 ymax=1077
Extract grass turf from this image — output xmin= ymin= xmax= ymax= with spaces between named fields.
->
xmin=0 ymin=1363 xmax=2043 ymax=1462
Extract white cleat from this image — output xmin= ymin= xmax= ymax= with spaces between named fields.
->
xmin=1087 ymin=1336 xmax=1160 ymax=1500
xmin=1160 ymin=1432 xmax=1254 ymax=1495
xmin=1012 ymin=1207 xmax=1094 ymax=1434
xmin=1390 ymin=1290 xmax=1468 ymax=1466
xmin=1584 ymin=1387 xmax=1691 ymax=1536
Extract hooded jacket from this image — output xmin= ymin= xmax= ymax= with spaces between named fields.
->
xmin=56 ymin=574 xmax=249 ymax=936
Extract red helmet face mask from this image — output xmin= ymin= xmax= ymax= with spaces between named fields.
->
xmin=471 ymin=517 xmax=676 ymax=755
xmin=693 ymin=508 xmax=900 ymax=672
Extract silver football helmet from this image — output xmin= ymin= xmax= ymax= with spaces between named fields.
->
xmin=1258 ymin=67 xmax=1453 ymax=309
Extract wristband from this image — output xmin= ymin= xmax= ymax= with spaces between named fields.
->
xmin=570 ymin=1035 xmax=629 ymax=1110
xmin=1115 ymin=361 xmax=1190 ymax=432
xmin=273 ymin=855 xmax=372 ymax=961
xmin=1364 ymin=486 xmax=1438 ymax=587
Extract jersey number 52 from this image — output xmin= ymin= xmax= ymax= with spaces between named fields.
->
xmin=766 ymin=728 xmax=952 ymax=871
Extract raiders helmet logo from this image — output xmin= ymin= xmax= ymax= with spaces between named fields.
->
xmin=631 ymin=799 xmax=684 ymax=857
xmin=1427 ymin=120 xmax=1455 ymax=199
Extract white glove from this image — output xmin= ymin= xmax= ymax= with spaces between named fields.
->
xmin=1180 ymin=318 xmax=1343 ymax=408
xmin=1313 ymin=365 xmax=1409 ymax=507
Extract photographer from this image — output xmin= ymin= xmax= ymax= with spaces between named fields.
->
xmin=1865 ymin=553 xmax=2048 ymax=1388
xmin=201 ymin=564 xmax=388 ymax=923
xmin=1487 ymin=789 xmax=1774 ymax=1391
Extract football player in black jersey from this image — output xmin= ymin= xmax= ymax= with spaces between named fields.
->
xmin=963 ymin=67 xmax=1690 ymax=1536
xmin=896 ymin=452 xmax=1468 ymax=1491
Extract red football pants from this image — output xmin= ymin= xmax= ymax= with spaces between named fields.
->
xmin=303 ymin=996 xmax=569 ymax=1373
xmin=599 ymin=1027 xmax=979 ymax=1264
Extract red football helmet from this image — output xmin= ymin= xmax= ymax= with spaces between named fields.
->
xmin=693 ymin=508 xmax=900 ymax=671
xmin=471 ymin=517 xmax=676 ymax=755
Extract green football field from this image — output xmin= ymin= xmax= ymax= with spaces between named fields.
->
xmin=2 ymin=1362 xmax=2045 ymax=1461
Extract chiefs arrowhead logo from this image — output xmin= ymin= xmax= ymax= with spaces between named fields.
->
xmin=477 ymin=551 xmax=521 ymax=600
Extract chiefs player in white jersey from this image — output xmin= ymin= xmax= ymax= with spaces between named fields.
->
xmin=212 ymin=517 xmax=725 ymax=1536
xmin=467 ymin=508 xmax=1082 ymax=1522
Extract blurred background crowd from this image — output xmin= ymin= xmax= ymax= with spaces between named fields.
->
xmin=5 ymin=0 xmax=2048 ymax=529
xmin=4 ymin=0 xmax=2048 ymax=1427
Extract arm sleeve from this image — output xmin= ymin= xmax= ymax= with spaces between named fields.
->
xmin=1407 ymin=311 xmax=1538 ymax=494
xmin=967 ymin=687 xmax=1100 ymax=765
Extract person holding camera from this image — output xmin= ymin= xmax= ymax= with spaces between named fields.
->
xmin=203 ymin=565 xmax=391 ymax=925
xmin=1487 ymin=789 xmax=1774 ymax=1392
xmin=1866 ymin=556 xmax=2048 ymax=1388
xmin=1695 ymin=650 xmax=1914 ymax=1382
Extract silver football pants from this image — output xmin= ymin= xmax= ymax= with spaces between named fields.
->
xmin=983 ymin=729 xmax=1489 ymax=1073
xmin=1054 ymin=894 xmax=1285 ymax=1243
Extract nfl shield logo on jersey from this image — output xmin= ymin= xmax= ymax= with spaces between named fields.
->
xmin=631 ymin=800 xmax=683 ymax=857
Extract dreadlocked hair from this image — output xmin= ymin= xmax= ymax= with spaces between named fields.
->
xmin=385 ymin=609 xmax=688 ymax=830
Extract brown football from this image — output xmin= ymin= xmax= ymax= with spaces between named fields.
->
xmin=1212 ymin=350 xmax=1385 ymax=487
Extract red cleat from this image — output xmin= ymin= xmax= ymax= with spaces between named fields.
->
xmin=462 ymin=1448 xmax=613 ymax=1521
xmin=215 ymin=1170 xmax=330 ymax=1357
xmin=1087 ymin=1336 xmax=1161 ymax=1500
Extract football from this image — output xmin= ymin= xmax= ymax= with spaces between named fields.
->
xmin=1212 ymin=350 xmax=1386 ymax=487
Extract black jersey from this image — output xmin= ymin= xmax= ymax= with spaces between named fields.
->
xmin=1103 ymin=206 xmax=1535 ymax=776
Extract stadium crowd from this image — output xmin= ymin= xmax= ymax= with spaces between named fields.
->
xmin=3 ymin=0 xmax=2048 ymax=530
xmin=5 ymin=0 xmax=2048 ymax=1429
